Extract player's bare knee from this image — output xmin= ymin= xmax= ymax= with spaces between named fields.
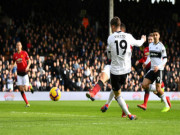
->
xmin=100 ymin=78 xmax=106 ymax=84
xmin=153 ymin=91 xmax=158 ymax=95
xmin=100 ymin=74 xmax=108 ymax=84
xmin=142 ymin=83 xmax=148 ymax=89
xmin=24 ymin=86 xmax=28 ymax=91
xmin=156 ymin=86 xmax=162 ymax=93
xmin=19 ymin=86 xmax=23 ymax=91
xmin=156 ymin=84 xmax=161 ymax=89
xmin=113 ymin=90 xmax=121 ymax=98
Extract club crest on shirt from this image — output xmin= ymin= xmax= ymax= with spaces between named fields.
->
xmin=21 ymin=55 xmax=23 ymax=57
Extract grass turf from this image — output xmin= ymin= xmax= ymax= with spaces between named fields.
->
xmin=0 ymin=100 xmax=180 ymax=135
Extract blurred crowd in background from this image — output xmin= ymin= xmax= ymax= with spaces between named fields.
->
xmin=0 ymin=0 xmax=180 ymax=92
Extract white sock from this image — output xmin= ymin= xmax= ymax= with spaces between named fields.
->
xmin=116 ymin=96 xmax=131 ymax=115
xmin=160 ymin=94 xmax=169 ymax=107
xmin=149 ymin=84 xmax=156 ymax=91
xmin=105 ymin=90 xmax=114 ymax=105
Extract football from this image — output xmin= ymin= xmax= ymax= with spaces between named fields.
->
xmin=49 ymin=87 xmax=61 ymax=101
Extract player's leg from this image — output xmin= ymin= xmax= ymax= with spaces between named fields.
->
xmin=114 ymin=90 xmax=136 ymax=120
xmin=86 ymin=78 xmax=105 ymax=101
xmin=137 ymin=77 xmax=152 ymax=110
xmin=137 ymin=70 xmax=155 ymax=110
xmin=18 ymin=75 xmax=30 ymax=107
xmin=101 ymin=89 xmax=128 ymax=117
xmin=92 ymin=69 xmax=109 ymax=94
xmin=148 ymin=81 xmax=164 ymax=100
xmin=153 ymin=82 xmax=171 ymax=107
xmin=86 ymin=65 xmax=110 ymax=101
xmin=121 ymin=104 xmax=129 ymax=118
xmin=140 ymin=71 xmax=165 ymax=108
xmin=156 ymin=71 xmax=171 ymax=112
xmin=28 ymin=83 xmax=34 ymax=93
xmin=111 ymin=73 xmax=136 ymax=120
xmin=152 ymin=80 xmax=163 ymax=96
xmin=156 ymin=83 xmax=170 ymax=112
xmin=101 ymin=90 xmax=114 ymax=112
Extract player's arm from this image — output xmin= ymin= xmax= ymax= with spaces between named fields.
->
xmin=130 ymin=35 xmax=146 ymax=47
xmin=107 ymin=46 xmax=111 ymax=59
xmin=154 ymin=45 xmax=167 ymax=72
xmin=143 ymin=54 xmax=150 ymax=69
xmin=107 ymin=37 xmax=111 ymax=59
xmin=138 ymin=57 xmax=146 ymax=64
xmin=136 ymin=57 xmax=145 ymax=66
xmin=25 ymin=58 xmax=31 ymax=72
xmin=25 ymin=52 xmax=31 ymax=72
xmin=10 ymin=61 xmax=16 ymax=73
xmin=158 ymin=45 xmax=167 ymax=68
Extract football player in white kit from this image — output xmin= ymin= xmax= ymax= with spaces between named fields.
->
xmin=107 ymin=16 xmax=146 ymax=120
xmin=142 ymin=29 xmax=171 ymax=112
xmin=86 ymin=23 xmax=128 ymax=117
xmin=137 ymin=34 xmax=171 ymax=110
xmin=102 ymin=33 xmax=171 ymax=113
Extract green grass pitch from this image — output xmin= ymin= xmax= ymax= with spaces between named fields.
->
xmin=0 ymin=100 xmax=180 ymax=135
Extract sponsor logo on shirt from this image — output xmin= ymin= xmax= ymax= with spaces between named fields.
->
xmin=145 ymin=52 xmax=149 ymax=56
xmin=150 ymin=51 xmax=161 ymax=58
xmin=16 ymin=58 xmax=22 ymax=63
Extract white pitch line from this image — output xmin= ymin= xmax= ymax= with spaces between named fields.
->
xmin=10 ymin=111 xmax=99 ymax=118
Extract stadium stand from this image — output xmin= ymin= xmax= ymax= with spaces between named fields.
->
xmin=0 ymin=0 xmax=179 ymax=92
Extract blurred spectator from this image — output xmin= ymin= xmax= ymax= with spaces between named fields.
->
xmin=167 ymin=78 xmax=178 ymax=92
xmin=6 ymin=73 xmax=14 ymax=92
xmin=0 ymin=1 xmax=179 ymax=92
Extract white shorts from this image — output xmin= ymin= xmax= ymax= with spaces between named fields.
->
xmin=102 ymin=65 xmax=111 ymax=80
xmin=17 ymin=75 xmax=29 ymax=86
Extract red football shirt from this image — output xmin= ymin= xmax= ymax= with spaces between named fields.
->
xmin=138 ymin=47 xmax=151 ymax=69
xmin=13 ymin=51 xmax=29 ymax=74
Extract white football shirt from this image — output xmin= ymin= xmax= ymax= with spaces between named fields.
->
xmin=107 ymin=31 xmax=145 ymax=75
xmin=145 ymin=42 xmax=167 ymax=70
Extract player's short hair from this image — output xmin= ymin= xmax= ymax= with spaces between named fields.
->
xmin=110 ymin=16 xmax=121 ymax=27
xmin=153 ymin=29 xmax=160 ymax=34
xmin=148 ymin=33 xmax=153 ymax=37
xmin=16 ymin=41 xmax=22 ymax=45
xmin=120 ymin=23 xmax=126 ymax=31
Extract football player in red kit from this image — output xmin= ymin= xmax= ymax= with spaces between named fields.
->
xmin=11 ymin=41 xmax=32 ymax=107
xmin=135 ymin=45 xmax=151 ymax=72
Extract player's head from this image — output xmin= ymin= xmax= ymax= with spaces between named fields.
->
xmin=153 ymin=29 xmax=160 ymax=43
xmin=121 ymin=23 xmax=126 ymax=32
xmin=148 ymin=33 xmax=154 ymax=44
xmin=16 ymin=41 xmax=22 ymax=52
xmin=110 ymin=16 xmax=121 ymax=33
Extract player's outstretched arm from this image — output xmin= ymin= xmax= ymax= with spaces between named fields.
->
xmin=141 ymin=35 xmax=147 ymax=42
xmin=131 ymin=35 xmax=146 ymax=47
